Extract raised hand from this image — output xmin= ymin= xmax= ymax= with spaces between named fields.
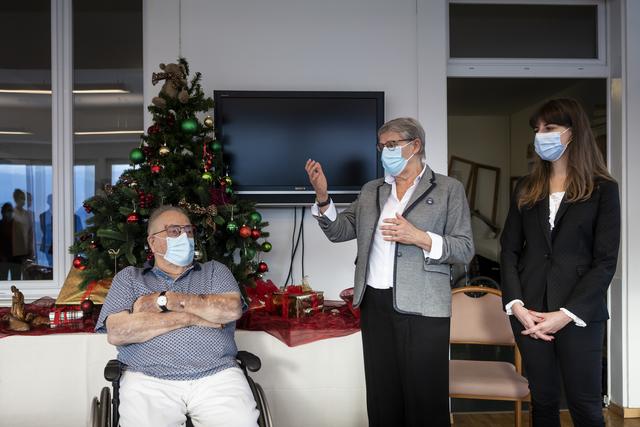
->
xmin=305 ymin=159 xmax=329 ymax=202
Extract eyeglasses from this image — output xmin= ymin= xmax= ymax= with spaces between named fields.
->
xmin=376 ymin=139 xmax=415 ymax=152
xmin=152 ymin=224 xmax=197 ymax=238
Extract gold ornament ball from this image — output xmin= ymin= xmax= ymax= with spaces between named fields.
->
xmin=204 ymin=116 xmax=214 ymax=128
xmin=159 ymin=145 xmax=170 ymax=156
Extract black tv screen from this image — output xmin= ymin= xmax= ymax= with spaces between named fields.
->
xmin=214 ymin=91 xmax=384 ymax=205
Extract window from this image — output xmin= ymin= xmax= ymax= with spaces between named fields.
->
xmin=73 ymin=1 xmax=143 ymax=223
xmin=0 ymin=0 xmax=142 ymax=301
xmin=0 ymin=1 xmax=52 ymax=281
xmin=447 ymin=1 xmax=607 ymax=78
xmin=449 ymin=3 xmax=598 ymax=59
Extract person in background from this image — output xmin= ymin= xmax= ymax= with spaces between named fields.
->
xmin=11 ymin=189 xmax=34 ymax=279
xmin=96 ymin=205 xmax=259 ymax=427
xmin=501 ymin=98 xmax=620 ymax=427
xmin=0 ymin=202 xmax=18 ymax=280
xmin=306 ymin=117 xmax=474 ymax=427
xmin=39 ymin=194 xmax=82 ymax=267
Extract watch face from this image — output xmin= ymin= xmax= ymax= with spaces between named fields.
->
xmin=157 ymin=295 xmax=168 ymax=306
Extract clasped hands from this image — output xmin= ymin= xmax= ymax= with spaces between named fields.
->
xmin=512 ymin=303 xmax=573 ymax=341
xmin=132 ymin=292 xmax=223 ymax=329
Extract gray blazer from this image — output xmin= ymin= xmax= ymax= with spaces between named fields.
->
xmin=316 ymin=164 xmax=474 ymax=317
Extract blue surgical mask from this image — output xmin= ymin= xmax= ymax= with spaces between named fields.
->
xmin=157 ymin=233 xmax=195 ymax=267
xmin=534 ymin=128 xmax=570 ymax=162
xmin=381 ymin=141 xmax=415 ymax=176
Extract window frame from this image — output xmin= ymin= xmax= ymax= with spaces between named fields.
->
xmin=0 ymin=0 xmax=73 ymax=304
xmin=447 ymin=0 xmax=608 ymax=78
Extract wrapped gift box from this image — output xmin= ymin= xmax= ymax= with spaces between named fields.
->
xmin=56 ymin=268 xmax=112 ymax=305
xmin=273 ymin=289 xmax=324 ymax=319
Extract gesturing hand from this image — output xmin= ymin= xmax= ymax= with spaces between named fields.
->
xmin=521 ymin=310 xmax=572 ymax=341
xmin=379 ymin=213 xmax=427 ymax=247
xmin=305 ymin=159 xmax=328 ymax=201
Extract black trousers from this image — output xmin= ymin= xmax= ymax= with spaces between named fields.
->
xmin=360 ymin=286 xmax=450 ymax=427
xmin=511 ymin=318 xmax=605 ymax=427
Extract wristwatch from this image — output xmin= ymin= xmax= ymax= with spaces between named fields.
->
xmin=157 ymin=291 xmax=169 ymax=312
xmin=316 ymin=197 xmax=331 ymax=207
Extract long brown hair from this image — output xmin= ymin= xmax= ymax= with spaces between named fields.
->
xmin=517 ymin=98 xmax=613 ymax=209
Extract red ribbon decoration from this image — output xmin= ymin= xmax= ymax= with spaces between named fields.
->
xmin=81 ymin=281 xmax=97 ymax=302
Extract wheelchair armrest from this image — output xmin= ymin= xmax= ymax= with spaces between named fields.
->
xmin=236 ymin=350 xmax=261 ymax=372
xmin=104 ymin=359 xmax=125 ymax=383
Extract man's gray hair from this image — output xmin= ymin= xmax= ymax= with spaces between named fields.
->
xmin=377 ymin=117 xmax=426 ymax=157
xmin=147 ymin=205 xmax=190 ymax=235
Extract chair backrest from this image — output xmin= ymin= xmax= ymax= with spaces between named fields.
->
xmin=450 ymin=286 xmax=515 ymax=346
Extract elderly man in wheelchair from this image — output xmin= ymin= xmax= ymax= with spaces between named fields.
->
xmin=94 ymin=205 xmax=266 ymax=427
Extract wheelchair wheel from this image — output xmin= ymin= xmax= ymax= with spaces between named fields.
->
xmin=91 ymin=386 xmax=111 ymax=427
xmin=246 ymin=375 xmax=273 ymax=427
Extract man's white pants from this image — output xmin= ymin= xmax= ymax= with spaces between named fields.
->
xmin=118 ymin=367 xmax=260 ymax=427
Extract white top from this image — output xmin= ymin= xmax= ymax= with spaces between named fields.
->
xmin=311 ymin=165 xmax=443 ymax=289
xmin=549 ymin=191 xmax=565 ymax=230
xmin=505 ymin=191 xmax=586 ymax=327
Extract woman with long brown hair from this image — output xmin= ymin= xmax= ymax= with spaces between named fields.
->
xmin=501 ymin=98 xmax=620 ymax=427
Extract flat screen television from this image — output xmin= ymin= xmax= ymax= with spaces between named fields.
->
xmin=213 ymin=90 xmax=384 ymax=205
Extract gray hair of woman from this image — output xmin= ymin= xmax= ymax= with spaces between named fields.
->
xmin=377 ymin=117 xmax=426 ymax=159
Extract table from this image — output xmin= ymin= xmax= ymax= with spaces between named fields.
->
xmin=0 ymin=331 xmax=367 ymax=427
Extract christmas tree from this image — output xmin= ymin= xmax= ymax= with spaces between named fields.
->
xmin=69 ymin=58 xmax=271 ymax=290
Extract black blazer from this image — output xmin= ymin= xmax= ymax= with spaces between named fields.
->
xmin=500 ymin=178 xmax=620 ymax=323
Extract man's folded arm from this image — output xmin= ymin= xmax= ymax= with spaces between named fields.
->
xmin=105 ymin=310 xmax=222 ymax=346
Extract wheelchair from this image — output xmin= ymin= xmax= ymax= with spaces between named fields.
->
xmin=91 ymin=351 xmax=272 ymax=427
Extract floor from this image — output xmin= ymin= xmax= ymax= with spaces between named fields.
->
xmin=452 ymin=410 xmax=640 ymax=426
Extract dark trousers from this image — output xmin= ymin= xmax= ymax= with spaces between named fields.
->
xmin=511 ymin=318 xmax=605 ymax=427
xmin=360 ymin=286 xmax=450 ymax=427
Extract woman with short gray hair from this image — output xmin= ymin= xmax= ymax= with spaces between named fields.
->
xmin=305 ymin=117 xmax=474 ymax=426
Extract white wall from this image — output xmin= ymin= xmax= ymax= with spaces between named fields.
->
xmin=143 ymin=0 xmax=447 ymax=298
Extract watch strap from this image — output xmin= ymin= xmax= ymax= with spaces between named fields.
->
xmin=158 ymin=290 xmax=169 ymax=312
xmin=316 ymin=197 xmax=331 ymax=207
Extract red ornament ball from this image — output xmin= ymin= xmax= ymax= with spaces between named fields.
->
xmin=72 ymin=256 xmax=85 ymax=269
xmin=80 ymin=298 xmax=94 ymax=315
xmin=127 ymin=212 xmax=140 ymax=223
xmin=250 ymin=228 xmax=261 ymax=240
xmin=147 ymin=124 xmax=161 ymax=135
xmin=83 ymin=202 xmax=92 ymax=213
xmin=151 ymin=164 xmax=162 ymax=174
xmin=257 ymin=262 xmax=269 ymax=273
xmin=238 ymin=225 xmax=252 ymax=239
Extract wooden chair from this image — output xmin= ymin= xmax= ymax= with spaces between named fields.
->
xmin=449 ymin=286 xmax=531 ymax=427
